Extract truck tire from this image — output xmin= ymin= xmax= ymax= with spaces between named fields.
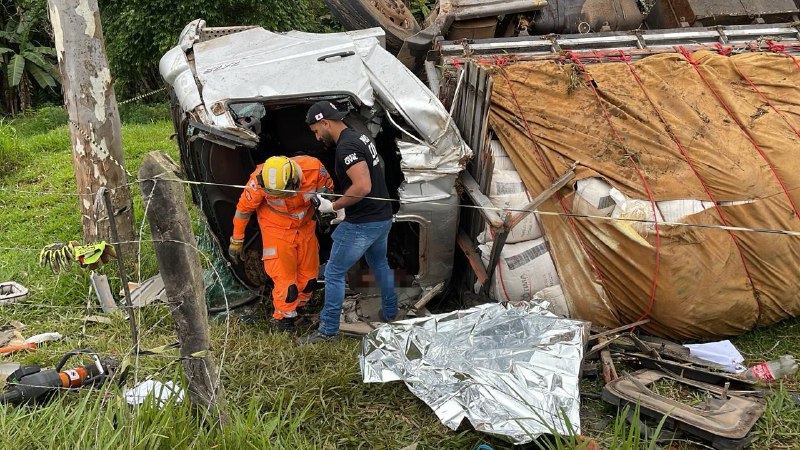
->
xmin=324 ymin=0 xmax=420 ymax=54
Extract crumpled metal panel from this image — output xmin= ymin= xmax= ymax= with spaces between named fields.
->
xmin=161 ymin=22 xmax=471 ymax=181
xmin=192 ymin=27 xmax=374 ymax=109
xmin=357 ymin=41 xmax=470 ymax=162
xmin=360 ymin=302 xmax=588 ymax=444
xmin=159 ymin=46 xmax=202 ymax=113
xmin=397 ymin=141 xmax=464 ymax=183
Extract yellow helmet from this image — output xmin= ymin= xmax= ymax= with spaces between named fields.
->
xmin=258 ymin=156 xmax=301 ymax=197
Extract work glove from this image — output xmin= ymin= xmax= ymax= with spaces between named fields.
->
xmin=73 ymin=241 xmax=117 ymax=270
xmin=39 ymin=241 xmax=78 ymax=274
xmin=228 ymin=238 xmax=244 ymax=263
xmin=331 ymin=208 xmax=346 ymax=225
xmin=315 ymin=194 xmax=335 ymax=214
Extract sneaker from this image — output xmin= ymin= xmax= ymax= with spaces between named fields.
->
xmin=378 ymin=309 xmax=397 ymax=323
xmin=295 ymin=330 xmax=337 ymax=345
xmin=270 ymin=316 xmax=297 ymax=332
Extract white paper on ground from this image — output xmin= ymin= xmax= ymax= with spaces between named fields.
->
xmin=685 ymin=340 xmax=746 ymax=374
xmin=124 ymin=380 xmax=185 ymax=407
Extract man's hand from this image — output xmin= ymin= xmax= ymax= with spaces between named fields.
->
xmin=331 ymin=208 xmax=346 ymax=225
xmin=228 ymin=238 xmax=244 ymax=263
xmin=315 ymin=194 xmax=336 ymax=214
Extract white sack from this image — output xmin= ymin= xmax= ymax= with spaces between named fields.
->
xmin=533 ymin=284 xmax=570 ymax=317
xmin=483 ymin=170 xmax=543 ymax=243
xmin=479 ymin=238 xmax=559 ymax=303
xmin=573 ymin=178 xmax=615 ymax=217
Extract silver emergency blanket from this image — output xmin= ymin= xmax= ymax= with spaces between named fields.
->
xmin=360 ymin=302 xmax=587 ymax=444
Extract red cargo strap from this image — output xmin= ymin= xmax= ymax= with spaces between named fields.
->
xmin=496 ymin=65 xmax=614 ymax=314
xmin=678 ymin=46 xmax=800 ymax=223
xmin=568 ymin=51 xmax=662 ymax=324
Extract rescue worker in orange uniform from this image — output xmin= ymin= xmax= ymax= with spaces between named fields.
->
xmin=228 ymin=155 xmax=337 ymax=330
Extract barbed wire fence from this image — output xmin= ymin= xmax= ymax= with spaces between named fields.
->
xmin=3 ymin=84 xmax=800 ymax=442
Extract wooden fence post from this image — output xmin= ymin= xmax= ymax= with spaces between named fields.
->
xmin=138 ymin=151 xmax=228 ymax=426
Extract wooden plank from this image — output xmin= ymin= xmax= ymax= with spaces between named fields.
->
xmin=588 ymin=319 xmax=650 ymax=342
xmin=463 ymin=62 xmax=478 ymax=148
xmin=481 ymin=221 xmax=510 ymax=293
xmin=471 ymin=67 xmax=487 ymax=153
xmin=457 ymin=230 xmax=489 ymax=286
xmin=413 ymin=282 xmax=445 ymax=312
xmin=599 ymin=337 xmax=619 ymax=384
xmin=507 ymin=164 xmax=577 ymax=231
xmin=457 ymin=65 xmax=469 ymax=132
xmin=460 ymin=171 xmax=504 ymax=228
xmin=339 ymin=322 xmax=377 ymax=336
xmin=476 ymin=75 xmax=493 ymax=158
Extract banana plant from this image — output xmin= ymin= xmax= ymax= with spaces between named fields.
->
xmin=0 ymin=15 xmax=59 ymax=114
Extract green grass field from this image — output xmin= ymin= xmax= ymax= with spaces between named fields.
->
xmin=0 ymin=106 xmax=797 ymax=449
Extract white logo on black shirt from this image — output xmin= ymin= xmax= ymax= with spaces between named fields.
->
xmin=344 ymin=153 xmax=358 ymax=165
xmin=359 ymin=134 xmax=379 ymax=167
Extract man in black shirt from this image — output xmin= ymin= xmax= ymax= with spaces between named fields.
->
xmin=297 ymin=101 xmax=397 ymax=344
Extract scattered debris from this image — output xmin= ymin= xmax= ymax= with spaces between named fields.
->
xmin=0 ymin=330 xmax=24 ymax=348
xmin=581 ymin=321 xmax=778 ymax=447
xmin=90 ymin=273 xmax=118 ymax=313
xmin=0 ymin=362 xmax=20 ymax=383
xmin=742 ymin=355 xmax=798 ymax=382
xmin=39 ymin=241 xmax=117 ymax=273
xmin=124 ymin=380 xmax=184 ymax=407
xmin=0 ymin=332 xmax=63 ymax=356
xmin=82 ymin=315 xmax=113 ymax=325
xmin=0 ymin=282 xmax=28 ymax=304
xmin=120 ymin=274 xmax=166 ymax=308
xmin=599 ymin=337 xmax=618 ymax=384
xmin=685 ymin=340 xmax=746 ymax=374
xmin=361 ymin=302 xmax=589 ymax=444
xmin=603 ymin=370 xmax=765 ymax=450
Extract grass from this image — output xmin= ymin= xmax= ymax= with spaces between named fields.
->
xmin=0 ymin=105 xmax=798 ymax=449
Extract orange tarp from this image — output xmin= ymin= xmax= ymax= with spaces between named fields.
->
xmin=489 ymin=51 xmax=800 ymax=339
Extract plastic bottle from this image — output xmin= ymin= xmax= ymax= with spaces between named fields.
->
xmin=742 ymin=355 xmax=798 ymax=382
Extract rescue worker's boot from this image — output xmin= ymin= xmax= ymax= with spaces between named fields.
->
xmin=270 ymin=316 xmax=297 ymax=332
xmin=295 ymin=330 xmax=337 ymax=345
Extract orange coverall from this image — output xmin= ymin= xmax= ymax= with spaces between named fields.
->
xmin=232 ymin=156 xmax=334 ymax=319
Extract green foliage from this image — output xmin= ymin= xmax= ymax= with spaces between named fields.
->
xmin=0 ymin=8 xmax=60 ymax=114
xmin=118 ymin=102 xmax=170 ymax=124
xmin=7 ymin=105 xmax=65 ymax=135
xmin=409 ymin=0 xmax=436 ymax=22
xmin=0 ymin=0 xmax=342 ymax=111
xmin=0 ymin=123 xmax=28 ymax=172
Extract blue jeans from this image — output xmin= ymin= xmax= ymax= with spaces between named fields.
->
xmin=319 ymin=219 xmax=397 ymax=335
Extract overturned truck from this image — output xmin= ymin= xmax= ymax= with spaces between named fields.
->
xmin=431 ymin=22 xmax=800 ymax=340
xmin=159 ymin=20 xmax=471 ymax=323
xmin=159 ymin=4 xmax=800 ymax=339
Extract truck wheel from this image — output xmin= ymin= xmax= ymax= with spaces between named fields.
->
xmin=324 ymin=0 xmax=420 ymax=54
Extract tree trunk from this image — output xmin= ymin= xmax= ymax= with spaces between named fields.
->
xmin=139 ymin=151 xmax=229 ymax=427
xmin=19 ymin=76 xmax=31 ymax=112
xmin=47 ymin=0 xmax=135 ymax=253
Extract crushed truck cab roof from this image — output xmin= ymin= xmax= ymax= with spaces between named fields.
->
xmin=160 ymin=19 xmax=470 ymax=180
xmin=159 ymin=19 xmax=471 ymax=305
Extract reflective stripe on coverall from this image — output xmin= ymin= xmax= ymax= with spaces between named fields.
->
xmin=232 ymin=155 xmax=334 ymax=319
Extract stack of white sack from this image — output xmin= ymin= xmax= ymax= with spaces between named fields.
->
xmin=478 ymin=161 xmax=543 ymax=244
xmin=476 ymin=142 xmax=560 ymax=314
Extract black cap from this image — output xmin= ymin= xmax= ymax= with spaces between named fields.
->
xmin=306 ymin=101 xmax=348 ymax=125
